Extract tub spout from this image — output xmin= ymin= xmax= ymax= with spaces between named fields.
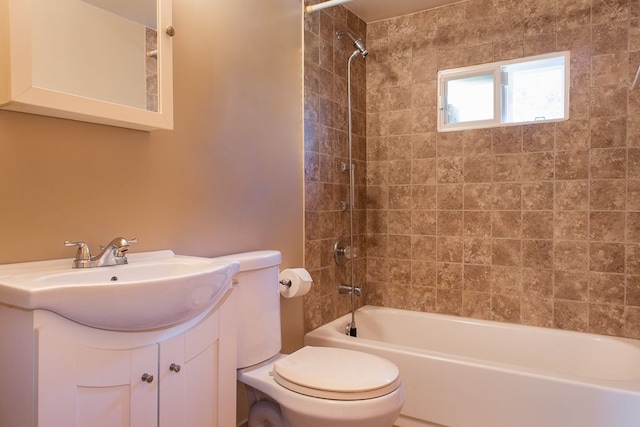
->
xmin=338 ymin=284 xmax=361 ymax=296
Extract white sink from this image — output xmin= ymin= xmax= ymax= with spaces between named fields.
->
xmin=0 ymin=250 xmax=239 ymax=331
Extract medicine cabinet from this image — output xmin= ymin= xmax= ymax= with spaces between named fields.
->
xmin=0 ymin=0 xmax=174 ymax=131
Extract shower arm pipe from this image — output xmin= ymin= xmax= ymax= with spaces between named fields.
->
xmin=337 ymin=30 xmax=357 ymax=43
xmin=305 ymin=0 xmax=354 ymax=14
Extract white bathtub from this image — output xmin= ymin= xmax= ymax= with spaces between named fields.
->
xmin=304 ymin=305 xmax=640 ymax=427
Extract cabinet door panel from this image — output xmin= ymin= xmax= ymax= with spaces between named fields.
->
xmin=77 ymin=386 xmax=131 ymax=427
xmin=159 ymin=310 xmax=221 ymax=427
xmin=37 ymin=328 xmax=158 ymax=427
xmin=77 ymin=346 xmax=132 ymax=386
xmin=130 ymin=345 xmax=159 ymax=426
xmin=36 ymin=328 xmax=79 ymax=427
xmin=159 ymin=334 xmax=185 ymax=426
xmin=184 ymin=342 xmax=219 ymax=426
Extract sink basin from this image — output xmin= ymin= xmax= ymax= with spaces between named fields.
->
xmin=0 ymin=250 xmax=239 ymax=331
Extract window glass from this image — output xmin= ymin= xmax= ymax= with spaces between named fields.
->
xmin=444 ymin=73 xmax=494 ymax=124
xmin=502 ymin=56 xmax=565 ymax=123
xmin=438 ymin=52 xmax=569 ymax=132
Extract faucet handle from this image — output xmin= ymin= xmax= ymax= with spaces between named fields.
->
xmin=64 ymin=241 xmax=91 ymax=260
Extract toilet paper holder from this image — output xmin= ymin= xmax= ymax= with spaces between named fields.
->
xmin=279 ymin=279 xmax=292 ymax=288
xmin=278 ymin=268 xmax=313 ymax=298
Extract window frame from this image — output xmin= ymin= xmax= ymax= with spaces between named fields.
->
xmin=437 ymin=51 xmax=570 ymax=132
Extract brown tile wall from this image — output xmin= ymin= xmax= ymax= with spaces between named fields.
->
xmin=303 ymin=3 xmax=368 ymax=331
xmin=364 ymin=0 xmax=640 ymax=339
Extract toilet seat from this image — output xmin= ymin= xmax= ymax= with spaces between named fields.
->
xmin=272 ymin=346 xmax=401 ymax=400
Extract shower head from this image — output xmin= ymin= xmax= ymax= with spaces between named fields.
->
xmin=336 ymin=30 xmax=368 ymax=58
xmin=353 ymin=38 xmax=368 ymax=58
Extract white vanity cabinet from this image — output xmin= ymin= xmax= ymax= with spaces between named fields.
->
xmin=0 ymin=291 xmax=236 ymax=427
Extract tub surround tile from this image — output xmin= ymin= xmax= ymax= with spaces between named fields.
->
xmin=630 ymin=213 xmax=640 ymax=243
xmin=436 ymin=289 xmax=463 ymax=316
xmin=464 ymin=184 xmax=492 ymax=210
xmin=554 ymin=300 xmax=589 ymax=332
xmin=492 ymin=211 xmax=522 ymax=239
xmin=556 ymin=119 xmax=589 ymax=150
xmin=555 ymin=270 xmax=589 ymax=301
xmin=411 ymin=234 xmax=437 ymax=258
xmin=589 ymin=211 xmax=626 ymax=242
xmin=491 ymin=265 xmax=522 ymax=295
xmin=411 ymin=260 xmax=437 ymax=287
xmin=590 ymin=117 xmax=627 ymax=148
xmin=521 ymin=152 xmax=554 ymax=181
xmin=304 ymin=3 xmax=367 ymax=329
xmin=522 ymin=211 xmax=554 ymax=239
xmin=626 ymin=244 xmax=640 ymax=275
xmin=522 ymin=182 xmax=554 ymax=210
xmin=492 ymin=294 xmax=521 ymax=323
xmin=589 ymin=272 xmax=625 ymax=305
xmin=555 ymin=181 xmax=589 ymax=210
xmin=590 ymin=180 xmax=626 ymax=210
xmin=590 ymin=242 xmax=625 ymax=273
xmin=463 ymin=265 xmax=491 ymax=292
xmin=523 ymin=124 xmax=555 ymax=152
xmin=522 ymin=240 xmax=554 ymax=269
xmin=406 ymin=286 xmax=437 ymax=311
xmin=555 ymin=150 xmax=589 ymax=180
xmin=463 ymin=291 xmax=492 ymax=320
xmin=554 ymin=241 xmax=589 ymax=271
xmin=438 ymin=184 xmax=464 ymax=210
xmin=522 ymin=268 xmax=554 ymax=298
xmin=493 ymin=154 xmax=522 ymax=182
xmin=304 ymin=0 xmax=640 ymax=340
xmin=464 ymin=238 xmax=492 ymax=265
xmin=521 ymin=296 xmax=554 ymax=327
xmin=590 ymin=148 xmax=627 ymax=179
xmin=589 ymin=304 xmax=625 ymax=336
xmin=492 ymin=239 xmax=522 ymax=267
xmin=464 ymin=156 xmax=493 ymax=182
xmin=491 ymin=183 xmax=522 ymax=210
xmin=464 ymin=211 xmax=492 ymax=237
xmin=390 ymin=259 xmax=412 ymax=284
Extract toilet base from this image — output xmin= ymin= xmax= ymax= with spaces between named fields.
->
xmin=248 ymin=400 xmax=284 ymax=427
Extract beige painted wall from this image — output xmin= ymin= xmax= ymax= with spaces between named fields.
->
xmin=0 ymin=0 xmax=304 ymax=349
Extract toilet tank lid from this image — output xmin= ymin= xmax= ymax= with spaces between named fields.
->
xmin=214 ymin=250 xmax=282 ymax=272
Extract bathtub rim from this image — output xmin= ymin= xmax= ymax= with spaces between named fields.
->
xmin=305 ymin=305 xmax=640 ymax=395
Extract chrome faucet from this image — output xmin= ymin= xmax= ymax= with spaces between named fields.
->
xmin=65 ymin=237 xmax=138 ymax=268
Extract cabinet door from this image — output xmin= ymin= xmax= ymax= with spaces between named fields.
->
xmin=160 ymin=309 xmax=236 ymax=427
xmin=37 ymin=328 xmax=158 ymax=427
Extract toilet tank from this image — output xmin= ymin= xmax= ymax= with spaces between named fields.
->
xmin=217 ymin=250 xmax=283 ymax=369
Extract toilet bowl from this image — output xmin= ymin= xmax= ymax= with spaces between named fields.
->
xmin=240 ymin=348 xmax=404 ymax=427
xmin=218 ymin=251 xmax=404 ymax=427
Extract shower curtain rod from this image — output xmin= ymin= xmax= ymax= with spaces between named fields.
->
xmin=305 ymin=0 xmax=353 ymax=14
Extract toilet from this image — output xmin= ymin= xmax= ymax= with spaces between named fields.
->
xmin=225 ymin=250 xmax=404 ymax=427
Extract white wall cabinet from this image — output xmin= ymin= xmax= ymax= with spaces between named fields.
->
xmin=0 ymin=291 xmax=236 ymax=427
xmin=0 ymin=0 xmax=174 ymax=130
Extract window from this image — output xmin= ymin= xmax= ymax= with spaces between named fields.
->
xmin=437 ymin=52 xmax=569 ymax=132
